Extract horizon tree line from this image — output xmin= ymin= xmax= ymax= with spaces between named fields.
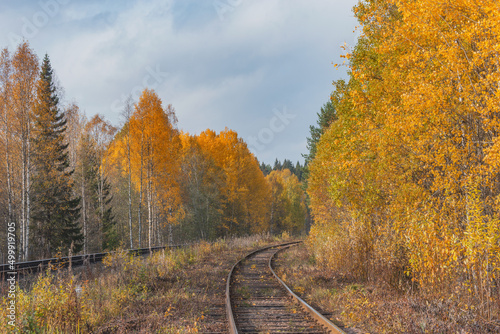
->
xmin=0 ymin=41 xmax=308 ymax=261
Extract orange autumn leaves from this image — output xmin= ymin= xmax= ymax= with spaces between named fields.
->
xmin=108 ymin=89 xmax=306 ymax=243
xmin=194 ymin=129 xmax=271 ymax=234
xmin=107 ymin=89 xmax=182 ymax=247
xmin=266 ymin=169 xmax=307 ymax=235
xmin=308 ymin=0 xmax=500 ymax=315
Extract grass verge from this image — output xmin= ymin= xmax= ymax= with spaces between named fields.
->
xmin=274 ymin=243 xmax=498 ymax=334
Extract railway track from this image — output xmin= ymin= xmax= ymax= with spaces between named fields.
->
xmin=0 ymin=245 xmax=182 ymax=279
xmin=226 ymin=242 xmax=345 ymax=334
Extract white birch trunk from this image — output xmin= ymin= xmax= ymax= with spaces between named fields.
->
xmin=25 ymin=121 xmax=30 ymax=260
xmin=147 ymin=167 xmax=152 ymax=250
xmin=82 ymin=161 xmax=87 ymax=254
xmin=138 ymin=134 xmax=143 ymax=248
xmin=127 ymin=135 xmax=133 ymax=249
xmin=20 ymin=129 xmax=26 ymax=261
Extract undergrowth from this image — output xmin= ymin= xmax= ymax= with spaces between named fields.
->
xmin=274 ymin=243 xmax=500 ymax=334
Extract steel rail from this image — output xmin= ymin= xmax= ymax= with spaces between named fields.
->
xmin=0 ymin=245 xmax=183 ymax=278
xmin=269 ymin=243 xmax=346 ymax=334
xmin=225 ymin=241 xmax=301 ymax=334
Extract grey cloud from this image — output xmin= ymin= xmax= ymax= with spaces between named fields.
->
xmin=0 ymin=0 xmax=358 ymax=164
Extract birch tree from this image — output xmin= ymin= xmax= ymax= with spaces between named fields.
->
xmin=11 ymin=42 xmax=38 ymax=260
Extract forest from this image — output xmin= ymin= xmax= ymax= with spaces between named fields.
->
xmin=0 ymin=42 xmax=308 ymax=262
xmin=2 ymin=0 xmax=500 ymax=328
xmin=306 ymin=0 xmax=500 ymax=321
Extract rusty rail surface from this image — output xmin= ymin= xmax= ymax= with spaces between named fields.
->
xmin=226 ymin=241 xmax=346 ymax=334
xmin=225 ymin=242 xmax=299 ymax=334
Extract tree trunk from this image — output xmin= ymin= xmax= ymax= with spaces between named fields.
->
xmin=1 ymin=49 xmax=14 ymax=260
xmin=206 ymin=198 xmax=209 ymax=240
xmin=169 ymin=222 xmax=173 ymax=246
xmin=147 ymin=167 xmax=152 ymax=250
xmin=81 ymin=161 xmax=87 ymax=254
xmin=127 ymin=136 xmax=133 ymax=249
xmin=121 ymin=96 xmax=134 ymax=249
xmin=98 ymin=159 xmax=104 ymax=248
xmin=138 ymin=134 xmax=143 ymax=248
xmin=25 ymin=113 xmax=31 ymax=260
xmin=3 ymin=92 xmax=13 ymax=257
xmin=21 ymin=121 xmax=29 ymax=261
xmin=5 ymin=128 xmax=13 ymax=244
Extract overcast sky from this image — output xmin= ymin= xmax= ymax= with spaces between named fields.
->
xmin=0 ymin=0 xmax=359 ymax=165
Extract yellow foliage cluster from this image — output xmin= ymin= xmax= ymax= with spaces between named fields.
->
xmin=308 ymin=0 xmax=500 ymax=318
xmin=266 ymin=169 xmax=307 ymax=235
xmin=0 ymin=272 xmax=93 ymax=332
xmin=194 ymin=128 xmax=272 ymax=235
xmin=107 ymin=90 xmax=306 ymax=242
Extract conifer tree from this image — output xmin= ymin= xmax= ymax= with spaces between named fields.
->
xmin=282 ymin=159 xmax=294 ymax=174
xmin=31 ymin=54 xmax=82 ymax=257
xmin=76 ymin=132 xmax=117 ymax=252
xmin=304 ymin=99 xmax=337 ymax=165
xmin=294 ymin=161 xmax=304 ymax=181
xmin=273 ymin=159 xmax=282 ymax=171
xmin=100 ymin=176 xmax=118 ymax=250
xmin=259 ymin=162 xmax=272 ymax=176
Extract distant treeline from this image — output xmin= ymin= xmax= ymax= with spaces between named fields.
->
xmin=0 ymin=42 xmax=307 ymax=262
xmin=259 ymin=159 xmax=306 ymax=181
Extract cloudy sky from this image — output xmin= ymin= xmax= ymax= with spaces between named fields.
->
xmin=0 ymin=0 xmax=359 ymax=165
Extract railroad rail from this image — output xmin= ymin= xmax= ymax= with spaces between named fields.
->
xmin=226 ymin=241 xmax=345 ymax=334
xmin=0 ymin=245 xmax=181 ymax=278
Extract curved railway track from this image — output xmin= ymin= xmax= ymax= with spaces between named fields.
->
xmin=226 ymin=242 xmax=345 ymax=334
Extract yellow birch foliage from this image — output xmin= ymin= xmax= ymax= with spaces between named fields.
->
xmin=107 ymin=101 xmax=271 ymax=240
xmin=196 ymin=128 xmax=271 ymax=234
xmin=107 ymin=89 xmax=183 ymax=229
xmin=308 ymin=0 xmax=500 ymax=314
xmin=129 ymin=89 xmax=182 ymax=220
xmin=266 ymin=169 xmax=307 ymax=234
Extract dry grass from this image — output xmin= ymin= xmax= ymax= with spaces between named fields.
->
xmin=274 ymin=243 xmax=500 ymax=334
xmin=0 ymin=233 xmax=295 ymax=333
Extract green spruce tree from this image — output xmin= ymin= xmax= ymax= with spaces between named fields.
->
xmin=259 ymin=161 xmax=272 ymax=176
xmin=76 ymin=133 xmax=117 ymax=252
xmin=99 ymin=175 xmax=118 ymax=250
xmin=302 ymin=98 xmax=337 ymax=185
xmin=31 ymin=54 xmax=82 ymax=258
xmin=273 ymin=158 xmax=282 ymax=171
xmin=303 ymin=98 xmax=337 ymax=165
xmin=282 ymin=159 xmax=294 ymax=173
xmin=294 ymin=161 xmax=304 ymax=181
